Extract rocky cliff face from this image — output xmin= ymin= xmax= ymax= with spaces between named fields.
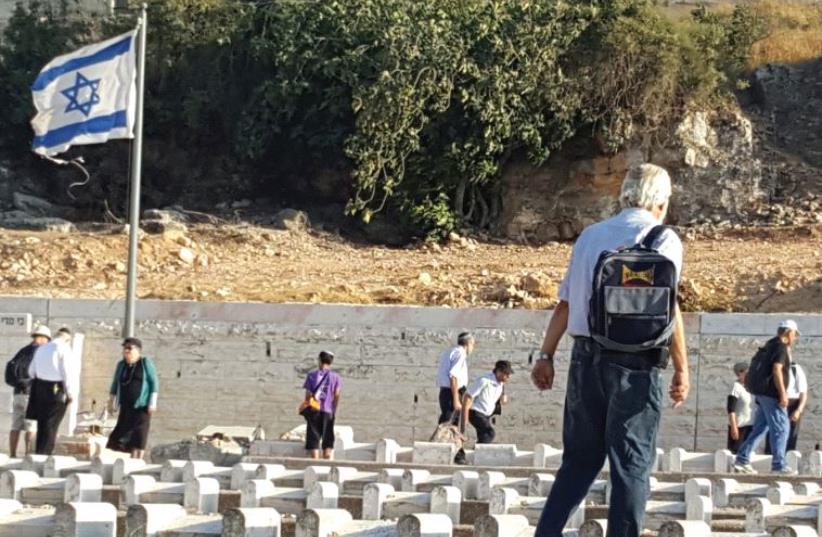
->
xmin=655 ymin=109 xmax=766 ymax=225
xmin=500 ymin=58 xmax=822 ymax=242
xmin=500 ymin=106 xmax=766 ymax=241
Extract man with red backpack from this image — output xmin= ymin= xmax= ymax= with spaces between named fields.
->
xmin=4 ymin=325 xmax=51 ymax=457
xmin=530 ymin=164 xmax=689 ymax=537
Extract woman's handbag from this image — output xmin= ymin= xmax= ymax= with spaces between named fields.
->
xmin=298 ymin=372 xmax=330 ymax=417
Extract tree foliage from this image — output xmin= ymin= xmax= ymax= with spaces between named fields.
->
xmin=0 ymin=0 xmax=773 ymax=238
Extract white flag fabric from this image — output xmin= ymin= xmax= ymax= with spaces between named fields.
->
xmin=31 ymin=31 xmax=137 ymax=157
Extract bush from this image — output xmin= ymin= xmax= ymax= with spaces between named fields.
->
xmin=0 ymin=2 xmax=90 ymax=151
xmin=0 ymin=0 xmax=796 ymax=238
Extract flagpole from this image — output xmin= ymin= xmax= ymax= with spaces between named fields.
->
xmin=124 ymin=3 xmax=147 ymax=338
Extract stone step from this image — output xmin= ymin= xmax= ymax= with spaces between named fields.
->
xmin=745 ymin=498 xmax=821 ymax=533
xmin=0 ymin=502 xmax=117 ymax=537
xmin=363 ymin=483 xmax=462 ymax=525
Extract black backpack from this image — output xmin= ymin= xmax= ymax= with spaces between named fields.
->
xmin=4 ymin=345 xmax=35 ymax=390
xmin=745 ymin=345 xmax=773 ymax=396
xmin=588 ymin=225 xmax=678 ymax=353
xmin=745 ymin=339 xmax=790 ymax=397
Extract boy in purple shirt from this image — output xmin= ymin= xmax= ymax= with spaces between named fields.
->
xmin=301 ymin=351 xmax=342 ymax=459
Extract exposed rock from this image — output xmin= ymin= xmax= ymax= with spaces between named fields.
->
xmin=75 ymin=222 xmax=129 ymax=234
xmin=500 ymin=147 xmax=641 ymax=242
xmin=178 ymin=247 xmax=195 ymax=264
xmin=0 ymin=215 xmax=74 ymax=233
xmin=143 ymin=208 xmax=189 ymax=223
xmin=271 ymin=208 xmax=310 ymax=232
xmin=12 ymin=192 xmax=77 ymax=220
xmin=657 ymin=109 xmax=765 ymax=225
xmin=752 ymin=60 xmax=822 ymax=168
xmin=519 ymin=272 xmax=556 ymax=298
xmin=418 ymin=272 xmax=432 ymax=286
xmin=141 ymin=220 xmax=188 ymax=235
xmin=500 ymin=106 xmax=766 ymax=241
xmin=12 ymin=192 xmax=53 ymax=215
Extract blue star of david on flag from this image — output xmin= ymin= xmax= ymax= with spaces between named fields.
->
xmin=30 ymin=31 xmax=137 ymax=156
xmin=60 ymin=72 xmax=102 ymax=117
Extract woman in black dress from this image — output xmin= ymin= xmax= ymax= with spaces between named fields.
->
xmin=106 ymin=337 xmax=159 ymax=459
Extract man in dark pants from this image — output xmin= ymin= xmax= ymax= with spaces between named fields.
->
xmin=531 ymin=164 xmax=690 ymax=537
xmin=26 ymin=327 xmax=75 ymax=455
xmin=5 ymin=325 xmax=51 ymax=457
xmin=462 ymin=360 xmax=512 ymax=444
xmin=436 ymin=332 xmax=474 ymax=424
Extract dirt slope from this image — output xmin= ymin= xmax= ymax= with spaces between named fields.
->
xmin=0 ymin=224 xmax=820 ymax=312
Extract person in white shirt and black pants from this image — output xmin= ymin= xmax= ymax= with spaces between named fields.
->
xmin=436 ymin=332 xmax=474 ymax=424
xmin=25 ymin=327 xmax=75 ymax=455
xmin=462 ymin=360 xmax=513 ymax=444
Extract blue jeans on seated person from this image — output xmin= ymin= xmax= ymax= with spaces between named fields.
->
xmin=534 ymin=338 xmax=663 ymax=537
xmin=734 ymin=395 xmax=789 ymax=471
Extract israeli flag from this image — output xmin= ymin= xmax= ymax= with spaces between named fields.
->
xmin=31 ymin=31 xmax=137 ymax=157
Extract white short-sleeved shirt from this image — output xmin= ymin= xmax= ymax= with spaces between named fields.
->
xmin=467 ymin=371 xmax=504 ymax=417
xmin=786 ymin=363 xmax=807 ymax=400
xmin=559 ymin=208 xmax=683 ymax=337
xmin=436 ymin=346 xmax=468 ymax=389
xmin=28 ymin=338 xmax=78 ymax=400
xmin=730 ymin=381 xmax=754 ymax=427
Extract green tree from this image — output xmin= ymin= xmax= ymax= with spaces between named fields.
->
xmin=0 ymin=2 xmax=89 ymax=151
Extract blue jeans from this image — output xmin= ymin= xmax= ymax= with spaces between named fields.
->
xmin=734 ymin=395 xmax=789 ymax=471
xmin=535 ymin=339 xmax=663 ymax=537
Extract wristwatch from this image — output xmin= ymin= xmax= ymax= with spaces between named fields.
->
xmin=536 ymin=351 xmax=553 ymax=362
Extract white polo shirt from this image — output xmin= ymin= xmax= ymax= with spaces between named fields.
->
xmin=559 ymin=208 xmax=683 ymax=337
xmin=436 ymin=346 xmax=468 ymax=389
xmin=786 ymin=363 xmax=807 ymax=400
xmin=467 ymin=371 xmax=504 ymax=417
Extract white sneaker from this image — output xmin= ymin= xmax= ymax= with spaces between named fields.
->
xmin=773 ymin=466 xmax=795 ymax=475
xmin=733 ymin=463 xmax=757 ymax=474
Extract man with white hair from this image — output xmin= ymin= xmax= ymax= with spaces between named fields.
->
xmin=531 ymin=163 xmax=689 ymax=537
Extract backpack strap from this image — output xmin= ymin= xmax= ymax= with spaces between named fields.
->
xmin=640 ymin=225 xmax=672 ymax=250
xmin=591 ymin=321 xmax=675 ymax=354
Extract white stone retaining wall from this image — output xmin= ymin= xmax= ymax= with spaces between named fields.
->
xmin=0 ymin=297 xmax=819 ymax=452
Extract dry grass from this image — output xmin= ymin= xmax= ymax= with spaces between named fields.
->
xmin=750 ymin=29 xmax=822 ymax=66
xmin=748 ymin=2 xmax=822 ymax=66
xmin=752 ymin=2 xmax=822 ymax=30
xmin=660 ymin=2 xmax=822 ymax=66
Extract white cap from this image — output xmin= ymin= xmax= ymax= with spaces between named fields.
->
xmin=31 ymin=325 xmax=51 ymax=339
xmin=778 ymin=319 xmax=800 ymax=335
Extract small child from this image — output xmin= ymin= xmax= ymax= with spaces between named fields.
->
xmin=727 ymin=362 xmax=754 ymax=454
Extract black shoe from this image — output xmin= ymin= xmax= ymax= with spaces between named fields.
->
xmin=453 ymin=448 xmax=467 ymax=465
